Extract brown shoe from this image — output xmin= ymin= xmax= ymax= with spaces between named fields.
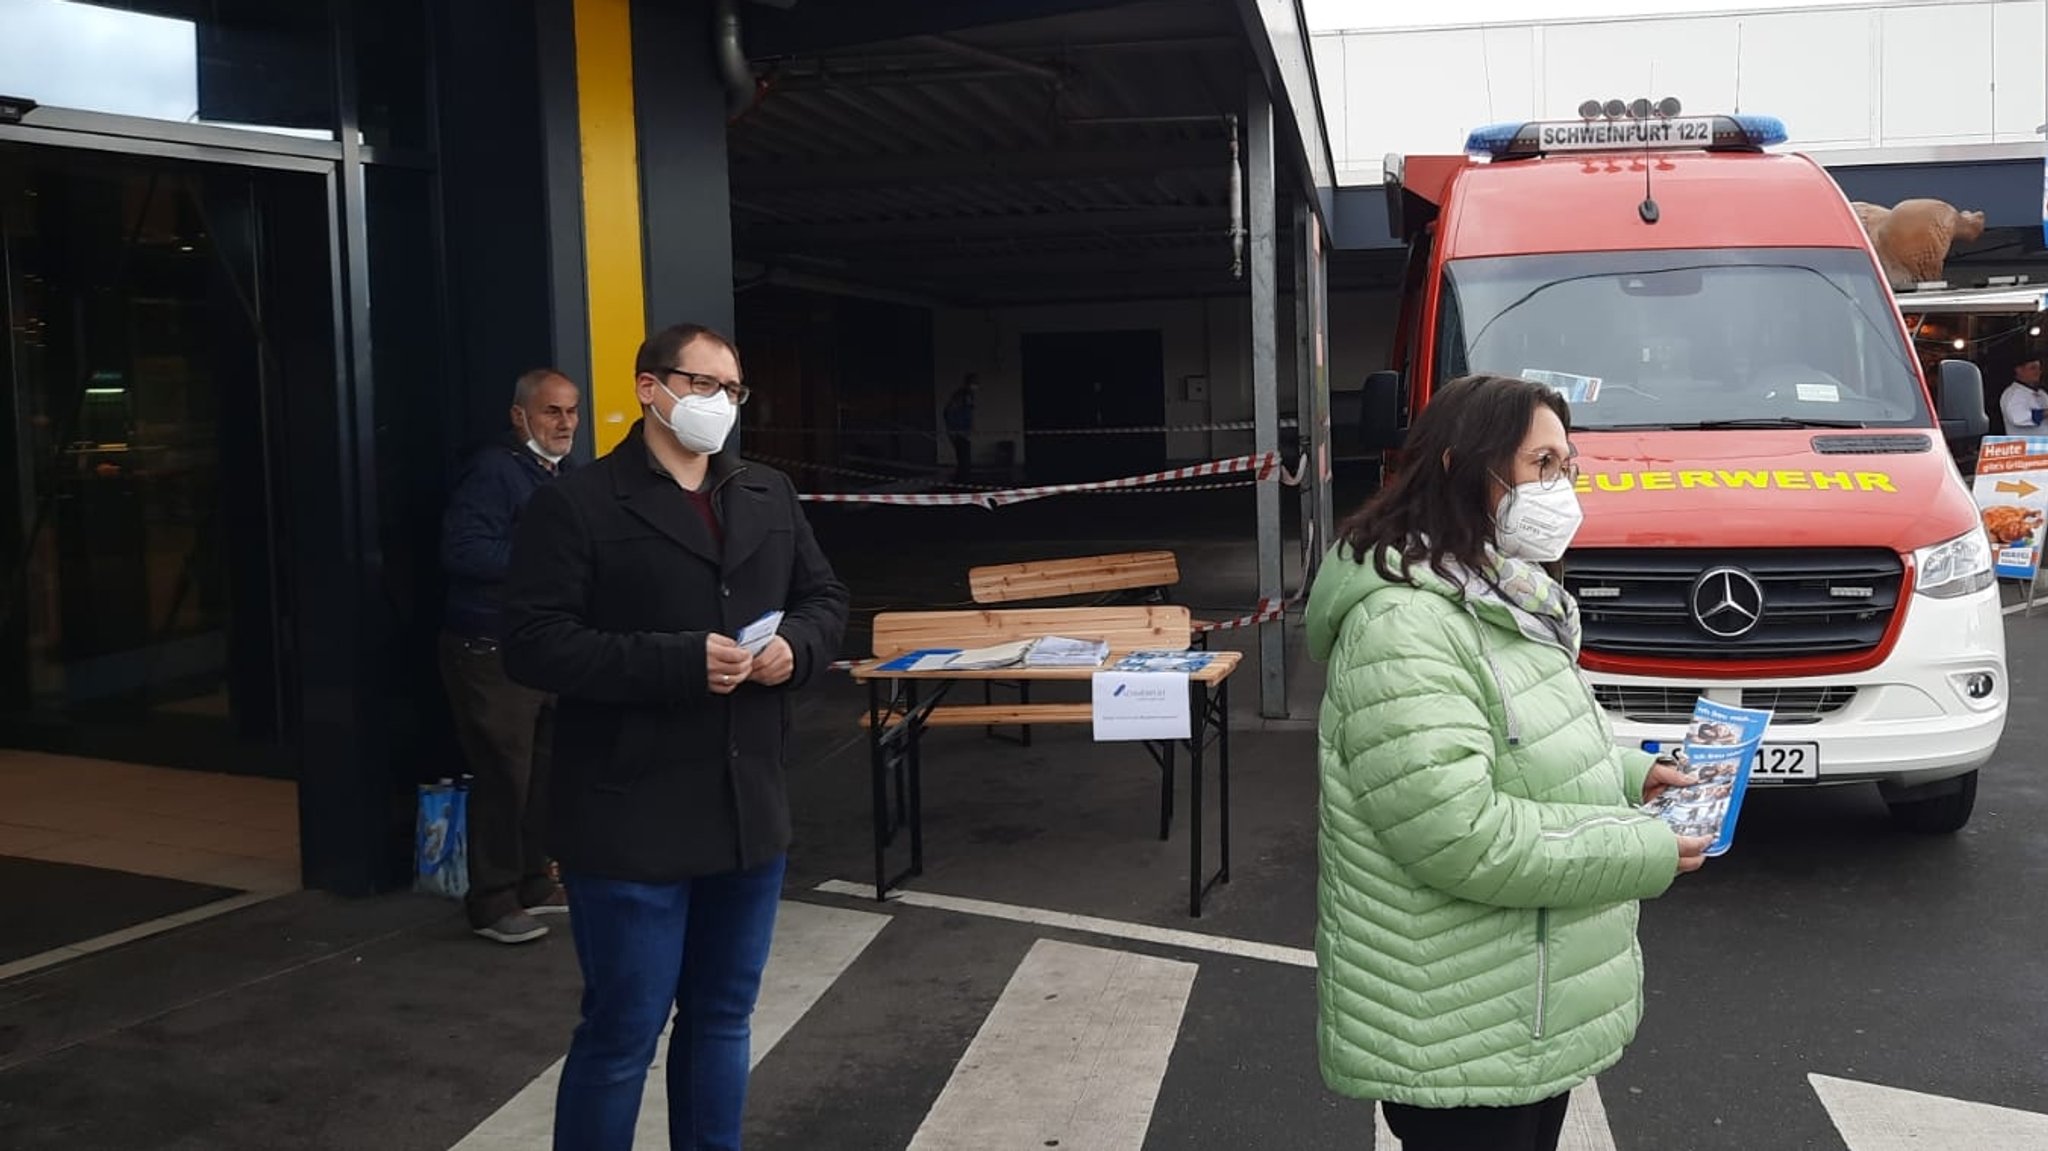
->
xmin=525 ymin=888 xmax=570 ymax=916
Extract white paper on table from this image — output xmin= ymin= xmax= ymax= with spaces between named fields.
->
xmin=1090 ymin=672 xmax=1191 ymax=741
xmin=938 ymin=640 xmax=1034 ymax=670
xmin=737 ymin=610 xmax=784 ymax=655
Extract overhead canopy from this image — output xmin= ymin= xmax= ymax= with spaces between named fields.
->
xmin=727 ymin=0 xmax=1379 ymax=306
xmin=730 ymin=0 xmax=1264 ymax=307
xmin=1895 ymin=285 xmax=2048 ymax=315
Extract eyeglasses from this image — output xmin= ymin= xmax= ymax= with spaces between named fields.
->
xmin=1525 ymin=445 xmax=1581 ymax=489
xmin=663 ymin=369 xmax=750 ymax=405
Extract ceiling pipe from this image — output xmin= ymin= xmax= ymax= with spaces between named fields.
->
xmin=1228 ymin=112 xmax=1244 ymax=280
xmin=714 ymin=0 xmax=759 ymax=117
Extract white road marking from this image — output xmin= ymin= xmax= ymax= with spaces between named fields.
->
xmin=814 ymin=879 xmax=1316 ymax=968
xmin=0 ymin=891 xmax=279 ymax=984
xmin=1812 ymin=1072 xmax=2048 ymax=1149
xmin=448 ymin=899 xmax=888 ymax=1150
xmin=907 ymin=939 xmax=1196 ymax=1151
xmin=1555 ymin=1079 xmax=1621 ymax=1151
xmin=1373 ymin=1078 xmax=1616 ymax=1150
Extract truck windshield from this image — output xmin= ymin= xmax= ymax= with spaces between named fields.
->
xmin=1438 ymin=248 xmax=1930 ymax=430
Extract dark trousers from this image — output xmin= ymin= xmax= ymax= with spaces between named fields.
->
xmin=948 ymin=433 xmax=971 ymax=482
xmin=439 ymin=631 xmax=556 ymax=927
xmin=553 ymin=856 xmax=787 ymax=1151
xmin=1381 ymin=1092 xmax=1571 ymax=1151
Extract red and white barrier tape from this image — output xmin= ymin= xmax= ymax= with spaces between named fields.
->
xmin=797 ymin=452 xmax=1283 ymax=508
xmin=747 ymin=418 xmax=1298 ymax=438
xmin=746 ymin=453 xmax=1008 ymax=490
xmin=1127 ymin=478 xmax=1259 ymax=494
xmin=1192 ymin=518 xmax=1317 ymax=632
xmin=1012 ymin=419 xmax=1297 ymax=436
xmin=1193 ymin=598 xmax=1292 ymax=632
xmin=818 ymin=477 xmax=1320 ymax=668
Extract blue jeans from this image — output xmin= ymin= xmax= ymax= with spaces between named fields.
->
xmin=553 ymin=856 xmax=786 ymax=1151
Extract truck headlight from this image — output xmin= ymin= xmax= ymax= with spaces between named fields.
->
xmin=1914 ymin=530 xmax=1995 ymax=599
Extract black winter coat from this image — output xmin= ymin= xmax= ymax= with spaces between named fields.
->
xmin=501 ymin=423 xmax=849 ymax=881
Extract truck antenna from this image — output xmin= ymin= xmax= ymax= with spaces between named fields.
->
xmin=1733 ymin=23 xmax=1744 ymax=114
xmin=1636 ymin=97 xmax=1662 ymax=225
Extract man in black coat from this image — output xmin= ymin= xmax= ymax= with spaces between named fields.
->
xmin=439 ymin=367 xmax=579 ymax=944
xmin=501 ymin=323 xmax=848 ymax=1151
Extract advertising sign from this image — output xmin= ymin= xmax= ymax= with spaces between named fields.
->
xmin=1971 ymin=436 xmax=2048 ymax=580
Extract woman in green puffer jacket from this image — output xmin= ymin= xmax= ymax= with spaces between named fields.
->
xmin=1307 ymin=374 xmax=1710 ymax=1151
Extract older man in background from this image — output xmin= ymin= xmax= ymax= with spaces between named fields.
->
xmin=440 ymin=368 xmax=581 ymax=943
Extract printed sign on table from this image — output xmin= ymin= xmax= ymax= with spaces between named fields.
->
xmin=1971 ymin=436 xmax=2048 ymax=580
xmin=1091 ymin=672 xmax=1191 ymax=742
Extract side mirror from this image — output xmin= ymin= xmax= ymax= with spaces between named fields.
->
xmin=1936 ymin=359 xmax=1989 ymax=440
xmin=1357 ymin=370 xmax=1406 ymax=451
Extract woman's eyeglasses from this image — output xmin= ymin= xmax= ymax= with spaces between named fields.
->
xmin=663 ymin=368 xmax=751 ymax=405
xmin=1525 ymin=446 xmax=1580 ymax=489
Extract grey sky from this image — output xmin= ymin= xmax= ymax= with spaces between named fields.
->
xmin=0 ymin=0 xmax=198 ymax=122
xmin=1305 ymin=0 xmax=1874 ymax=33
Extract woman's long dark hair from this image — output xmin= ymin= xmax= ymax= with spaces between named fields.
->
xmin=1336 ymin=373 xmax=1572 ymax=587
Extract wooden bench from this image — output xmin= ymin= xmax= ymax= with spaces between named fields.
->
xmin=967 ymin=551 xmax=1181 ymax=605
xmin=965 ymin=554 xmax=1202 ymax=742
xmin=862 ymin=604 xmax=1193 ymax=825
xmin=858 ymin=703 xmax=1093 ymax=729
xmin=873 ymin=604 xmax=1192 ymax=654
xmin=853 ymin=604 xmax=1238 ymax=916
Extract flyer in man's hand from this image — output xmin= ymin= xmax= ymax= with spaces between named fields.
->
xmin=1640 ymin=698 xmax=1773 ymax=857
xmin=736 ymin=610 xmax=784 ymax=656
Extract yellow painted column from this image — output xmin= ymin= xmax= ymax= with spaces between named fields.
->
xmin=573 ymin=0 xmax=647 ymax=454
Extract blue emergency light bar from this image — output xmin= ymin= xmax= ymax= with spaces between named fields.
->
xmin=1465 ymin=114 xmax=1788 ymax=159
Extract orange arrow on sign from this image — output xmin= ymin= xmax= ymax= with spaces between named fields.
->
xmin=1997 ymin=479 xmax=2041 ymax=497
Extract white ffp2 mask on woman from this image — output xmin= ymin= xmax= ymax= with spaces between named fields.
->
xmin=1495 ymin=481 xmax=1584 ymax=563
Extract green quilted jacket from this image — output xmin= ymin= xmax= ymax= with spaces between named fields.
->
xmin=1306 ymin=544 xmax=1680 ymax=1109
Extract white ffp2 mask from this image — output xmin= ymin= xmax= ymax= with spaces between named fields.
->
xmin=1496 ymin=481 xmax=1584 ymax=563
xmin=515 ymin=411 xmax=568 ymax=465
xmin=658 ymin=387 xmax=736 ymax=454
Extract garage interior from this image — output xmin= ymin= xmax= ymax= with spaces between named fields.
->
xmin=723 ymin=0 xmax=1391 ymax=484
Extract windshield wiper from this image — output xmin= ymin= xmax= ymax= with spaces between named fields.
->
xmin=1688 ymin=417 xmax=1867 ymax=429
xmin=1582 ymin=417 xmax=1868 ymax=432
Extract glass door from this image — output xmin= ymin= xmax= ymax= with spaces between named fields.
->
xmin=0 ymin=143 xmax=323 ymax=776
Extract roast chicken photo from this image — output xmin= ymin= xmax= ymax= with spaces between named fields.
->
xmin=1981 ymin=504 xmax=2044 ymax=548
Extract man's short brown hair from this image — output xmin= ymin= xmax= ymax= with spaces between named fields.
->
xmin=634 ymin=323 xmax=740 ymax=378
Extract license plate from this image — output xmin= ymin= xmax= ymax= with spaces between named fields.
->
xmin=1750 ymin=742 xmax=1820 ymax=782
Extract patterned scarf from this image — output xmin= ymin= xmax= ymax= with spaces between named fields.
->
xmin=1443 ymin=551 xmax=1583 ymax=656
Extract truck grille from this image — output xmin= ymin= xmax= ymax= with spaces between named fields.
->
xmin=1563 ymin=549 xmax=1903 ymax=659
xmin=1592 ymin=685 xmax=1859 ymax=726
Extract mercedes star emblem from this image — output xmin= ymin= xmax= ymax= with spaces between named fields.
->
xmin=1690 ymin=567 xmax=1765 ymax=639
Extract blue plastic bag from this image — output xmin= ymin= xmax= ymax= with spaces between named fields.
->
xmin=415 ymin=778 xmax=470 ymax=898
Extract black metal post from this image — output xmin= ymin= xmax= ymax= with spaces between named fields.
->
xmin=1219 ymin=677 xmax=1232 ymax=884
xmin=906 ymin=679 xmax=925 ymax=876
xmin=1190 ymin=679 xmax=1206 ymax=917
xmin=1158 ymin=740 xmax=1174 ymax=841
xmin=868 ymin=677 xmax=887 ymax=900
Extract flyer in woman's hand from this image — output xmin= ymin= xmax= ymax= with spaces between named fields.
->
xmin=1640 ymin=699 xmax=1773 ymax=857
